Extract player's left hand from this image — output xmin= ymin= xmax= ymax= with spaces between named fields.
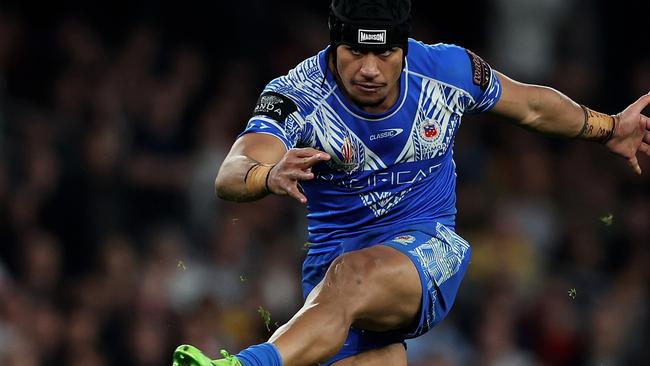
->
xmin=606 ymin=92 xmax=650 ymax=175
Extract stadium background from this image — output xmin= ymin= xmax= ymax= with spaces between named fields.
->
xmin=0 ymin=0 xmax=648 ymax=365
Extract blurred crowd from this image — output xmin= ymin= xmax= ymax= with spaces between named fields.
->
xmin=0 ymin=1 xmax=648 ymax=366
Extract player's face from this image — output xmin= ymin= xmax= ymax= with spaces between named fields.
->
xmin=334 ymin=45 xmax=403 ymax=113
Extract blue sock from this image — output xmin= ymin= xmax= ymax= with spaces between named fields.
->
xmin=235 ymin=342 xmax=283 ymax=366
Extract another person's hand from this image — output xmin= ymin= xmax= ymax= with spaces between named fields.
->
xmin=606 ymin=92 xmax=650 ymax=174
xmin=267 ymin=148 xmax=331 ymax=203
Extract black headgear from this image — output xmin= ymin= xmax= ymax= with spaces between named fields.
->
xmin=329 ymin=0 xmax=411 ymax=55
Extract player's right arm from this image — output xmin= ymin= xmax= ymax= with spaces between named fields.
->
xmin=215 ymin=133 xmax=330 ymax=204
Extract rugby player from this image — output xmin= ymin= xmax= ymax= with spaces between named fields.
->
xmin=173 ymin=0 xmax=650 ymax=365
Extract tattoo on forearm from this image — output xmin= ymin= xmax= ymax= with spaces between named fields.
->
xmin=577 ymin=105 xmax=617 ymax=143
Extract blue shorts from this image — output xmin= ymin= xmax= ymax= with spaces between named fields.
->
xmin=301 ymin=222 xmax=471 ymax=365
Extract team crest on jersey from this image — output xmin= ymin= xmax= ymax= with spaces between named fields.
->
xmin=420 ymin=119 xmax=442 ymax=143
xmin=392 ymin=235 xmax=416 ymax=245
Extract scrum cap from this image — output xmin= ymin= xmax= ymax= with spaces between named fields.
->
xmin=329 ymin=0 xmax=411 ymax=54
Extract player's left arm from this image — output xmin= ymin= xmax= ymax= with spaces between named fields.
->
xmin=490 ymin=71 xmax=650 ymax=174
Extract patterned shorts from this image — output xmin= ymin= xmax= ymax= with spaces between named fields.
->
xmin=301 ymin=222 xmax=472 ymax=365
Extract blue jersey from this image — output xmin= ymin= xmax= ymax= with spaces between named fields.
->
xmin=242 ymin=39 xmax=502 ymax=253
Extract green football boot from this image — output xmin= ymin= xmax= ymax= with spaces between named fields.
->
xmin=172 ymin=344 xmax=243 ymax=366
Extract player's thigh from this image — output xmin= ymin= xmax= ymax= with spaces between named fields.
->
xmin=330 ymin=343 xmax=406 ymax=366
xmin=321 ymin=245 xmax=422 ymax=331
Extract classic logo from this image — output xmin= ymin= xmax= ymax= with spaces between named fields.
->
xmin=358 ymin=29 xmax=387 ymax=45
xmin=392 ymin=235 xmax=416 ymax=245
xmin=369 ymin=128 xmax=403 ymax=141
xmin=421 ymin=119 xmax=442 ymax=142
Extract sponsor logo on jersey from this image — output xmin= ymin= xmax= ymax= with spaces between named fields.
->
xmin=358 ymin=29 xmax=387 ymax=45
xmin=332 ymin=136 xmax=363 ymax=173
xmin=369 ymin=128 xmax=403 ymax=141
xmin=342 ymin=136 xmax=354 ymax=164
xmin=393 ymin=235 xmax=416 ymax=245
xmin=252 ymin=91 xmax=297 ymax=123
xmin=316 ymin=163 xmax=443 ymax=189
xmin=421 ymin=120 xmax=442 ymax=142
xmin=255 ymin=95 xmax=284 ymax=115
xmin=466 ymin=49 xmax=492 ymax=92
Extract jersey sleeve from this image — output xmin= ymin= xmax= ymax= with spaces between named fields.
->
xmin=239 ymin=88 xmax=303 ymax=150
xmin=462 ymin=48 xmax=502 ymax=113
xmin=415 ymin=42 xmax=502 ymax=114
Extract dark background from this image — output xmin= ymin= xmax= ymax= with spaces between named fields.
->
xmin=0 ymin=1 xmax=648 ymax=365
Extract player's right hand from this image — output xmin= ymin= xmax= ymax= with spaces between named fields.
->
xmin=267 ymin=148 xmax=331 ymax=204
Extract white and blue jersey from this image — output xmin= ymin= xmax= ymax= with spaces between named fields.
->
xmin=242 ymin=39 xmax=502 ymax=253
xmin=241 ymin=39 xmax=502 ymax=365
